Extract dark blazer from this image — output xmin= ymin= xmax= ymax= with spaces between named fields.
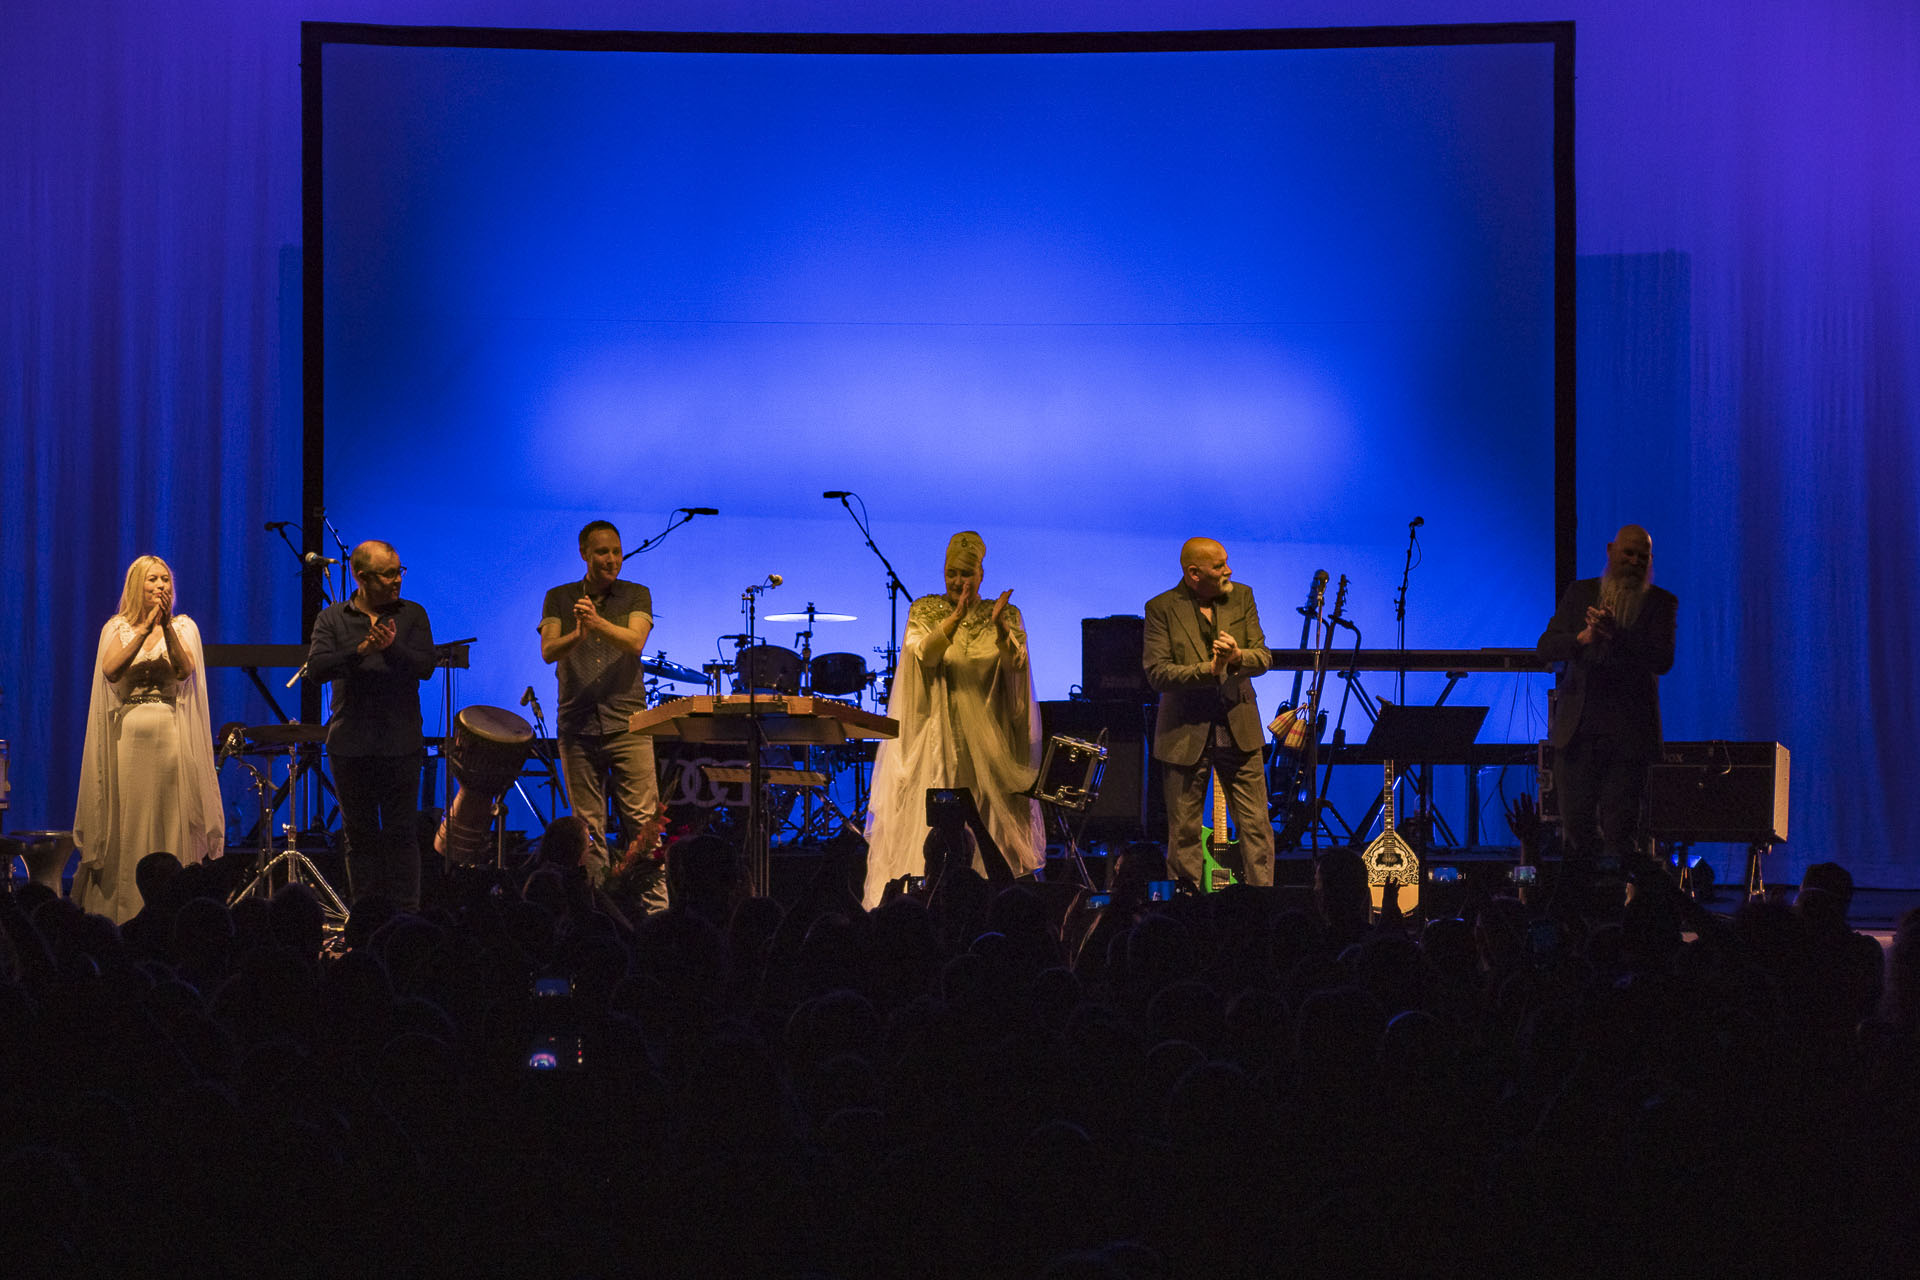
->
xmin=1144 ymin=581 xmax=1272 ymax=766
xmin=1536 ymin=578 xmax=1678 ymax=759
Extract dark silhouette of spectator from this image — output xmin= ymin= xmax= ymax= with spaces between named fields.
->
xmin=11 ymin=805 xmax=1916 ymax=1278
xmin=119 ymin=850 xmax=184 ymax=959
xmin=1312 ymin=848 xmax=1372 ymax=952
xmin=1794 ymin=861 xmax=1886 ymax=1030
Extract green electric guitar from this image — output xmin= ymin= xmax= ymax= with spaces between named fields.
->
xmin=1198 ymin=766 xmax=1241 ymax=892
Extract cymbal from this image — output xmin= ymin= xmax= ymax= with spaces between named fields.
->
xmin=246 ymin=723 xmax=328 ymax=746
xmin=642 ymin=655 xmax=706 ymax=684
xmin=766 ymin=610 xmax=857 ymax=623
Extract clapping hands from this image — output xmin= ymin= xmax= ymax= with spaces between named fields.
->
xmin=1211 ymin=630 xmax=1240 ymax=677
xmin=359 ymin=616 xmax=397 ymax=654
xmin=989 ymin=588 xmax=1014 ymax=634
xmin=1578 ymin=605 xmax=1616 ymax=646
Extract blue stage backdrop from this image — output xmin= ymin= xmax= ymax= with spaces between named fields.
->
xmin=317 ymin=33 xmax=1560 ymax=742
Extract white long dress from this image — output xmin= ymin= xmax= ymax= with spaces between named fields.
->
xmin=862 ymin=594 xmax=1044 ymax=908
xmin=72 ymin=616 xmax=224 ymax=923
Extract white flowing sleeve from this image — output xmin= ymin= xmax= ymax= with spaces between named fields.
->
xmin=862 ymin=596 xmax=959 ymax=908
xmin=172 ymin=615 xmax=225 ymax=863
xmin=962 ymin=602 xmax=1043 ymax=874
xmin=72 ymin=619 xmax=126 ymax=869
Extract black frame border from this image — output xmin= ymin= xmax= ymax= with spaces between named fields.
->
xmin=299 ymin=20 xmax=1578 ymax=707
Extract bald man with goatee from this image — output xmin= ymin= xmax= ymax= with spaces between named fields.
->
xmin=1144 ymin=537 xmax=1275 ymax=889
xmin=1537 ymin=524 xmax=1678 ymax=880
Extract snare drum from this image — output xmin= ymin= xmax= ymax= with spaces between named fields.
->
xmin=1031 ymin=735 xmax=1108 ymax=810
xmin=808 ymin=652 xmax=868 ymax=697
xmin=735 ymin=645 xmax=802 ymax=696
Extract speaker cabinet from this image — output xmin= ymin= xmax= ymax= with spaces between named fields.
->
xmin=1648 ymin=741 xmax=1789 ymax=844
xmin=1081 ymin=615 xmax=1148 ymax=701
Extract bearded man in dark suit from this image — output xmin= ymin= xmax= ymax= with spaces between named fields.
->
xmin=1537 ymin=523 xmax=1678 ymax=878
xmin=1144 ymin=537 xmax=1275 ymax=888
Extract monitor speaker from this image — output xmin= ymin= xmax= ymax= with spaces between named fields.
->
xmin=1081 ymin=615 xmax=1148 ymax=701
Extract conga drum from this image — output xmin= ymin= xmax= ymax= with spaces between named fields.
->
xmin=436 ymin=705 xmax=534 ymax=864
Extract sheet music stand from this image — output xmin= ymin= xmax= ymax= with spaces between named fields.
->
xmin=1352 ymin=704 xmax=1488 ymax=763
xmin=1352 ymin=704 xmax=1489 ymax=847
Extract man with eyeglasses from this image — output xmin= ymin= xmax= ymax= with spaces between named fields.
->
xmin=307 ymin=539 xmax=437 ymax=908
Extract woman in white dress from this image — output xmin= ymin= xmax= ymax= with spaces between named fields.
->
xmin=72 ymin=555 xmax=224 ymax=923
xmin=862 ymin=531 xmax=1043 ymax=908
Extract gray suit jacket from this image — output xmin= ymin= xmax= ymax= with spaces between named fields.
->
xmin=1144 ymin=581 xmax=1271 ymax=766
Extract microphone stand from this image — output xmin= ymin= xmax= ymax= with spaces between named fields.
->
xmin=622 ymin=507 xmax=711 ymax=562
xmin=1394 ymin=519 xmax=1421 ymax=705
xmin=1391 ymin=517 xmax=1436 ymax=848
xmin=828 ymin=493 xmax=913 ymax=695
xmin=322 ymin=511 xmax=352 ymax=607
xmin=739 ymin=576 xmax=782 ymax=896
xmin=1315 ymin=614 xmax=1367 ymax=847
xmin=521 ymin=687 xmax=569 ymax=822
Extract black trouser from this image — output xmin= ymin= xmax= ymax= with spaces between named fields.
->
xmin=1556 ymin=732 xmax=1653 ymax=877
xmin=332 ymin=752 xmax=423 ymax=909
xmin=1163 ymin=736 xmax=1275 ymax=888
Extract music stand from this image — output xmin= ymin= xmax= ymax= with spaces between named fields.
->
xmin=1353 ymin=705 xmax=1488 ymax=850
xmin=1352 ymin=704 xmax=1488 ymax=764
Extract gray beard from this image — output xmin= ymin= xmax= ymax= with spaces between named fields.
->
xmin=1598 ymin=572 xmax=1649 ymax=629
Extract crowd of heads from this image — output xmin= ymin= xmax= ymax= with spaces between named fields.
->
xmin=3 ymin=829 xmax=1917 ymax=1276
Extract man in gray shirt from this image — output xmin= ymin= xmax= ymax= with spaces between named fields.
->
xmin=539 ymin=520 xmax=664 ymax=911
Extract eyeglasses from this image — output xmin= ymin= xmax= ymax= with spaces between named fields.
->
xmin=361 ymin=566 xmax=407 ymax=582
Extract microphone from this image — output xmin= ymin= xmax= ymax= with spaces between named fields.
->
xmin=1309 ymin=568 xmax=1329 ymax=610
xmin=1410 ymin=516 xmax=1425 ymax=529
xmin=822 ymin=490 xmax=852 ymax=500
xmin=767 ymin=573 xmax=784 ymax=588
xmin=303 ymin=551 xmax=339 ymax=567
xmin=519 ymin=686 xmax=535 ymax=708
xmin=264 ymin=520 xmax=292 ymax=532
xmin=679 ymin=507 xmax=720 ymax=516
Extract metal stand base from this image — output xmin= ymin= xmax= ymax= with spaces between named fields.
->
xmin=229 ymin=841 xmax=351 ymax=936
xmin=1040 ymin=803 xmax=1097 ymax=890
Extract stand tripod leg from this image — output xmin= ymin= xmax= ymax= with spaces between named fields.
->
xmin=1040 ymin=802 xmax=1096 ymax=891
xmin=1746 ymin=841 xmax=1768 ymax=898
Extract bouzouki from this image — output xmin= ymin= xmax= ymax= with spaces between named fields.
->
xmin=1361 ymin=758 xmax=1420 ymax=917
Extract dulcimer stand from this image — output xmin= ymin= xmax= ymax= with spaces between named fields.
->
xmin=629 ymin=695 xmax=898 ymax=897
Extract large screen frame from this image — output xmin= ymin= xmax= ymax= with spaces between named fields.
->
xmin=298 ymin=20 xmax=1577 ymax=724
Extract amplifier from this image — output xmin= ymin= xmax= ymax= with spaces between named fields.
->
xmin=1081 ymin=616 xmax=1148 ymax=701
xmin=1648 ymin=741 xmax=1789 ymax=844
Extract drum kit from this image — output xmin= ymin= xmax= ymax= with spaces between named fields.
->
xmin=730 ymin=602 xmax=874 ymax=700
xmin=636 ymin=602 xmax=879 ymax=705
xmin=690 ymin=602 xmax=884 ymax=850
